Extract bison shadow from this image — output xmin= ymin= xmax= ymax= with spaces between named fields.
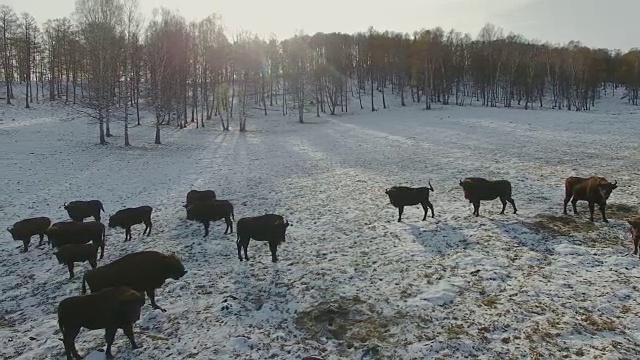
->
xmin=404 ymin=221 xmax=475 ymax=256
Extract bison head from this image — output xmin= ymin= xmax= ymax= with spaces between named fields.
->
xmin=53 ymin=251 xmax=64 ymax=264
xmin=273 ymin=218 xmax=290 ymax=244
xmin=628 ymin=217 xmax=640 ymax=240
xmin=6 ymin=226 xmax=16 ymax=239
xmin=598 ymin=180 xmax=618 ymax=200
xmin=107 ymin=215 xmax=119 ymax=228
xmin=164 ymin=254 xmax=187 ymax=280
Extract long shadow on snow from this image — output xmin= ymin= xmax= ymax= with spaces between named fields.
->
xmin=404 ymin=221 xmax=476 ymax=256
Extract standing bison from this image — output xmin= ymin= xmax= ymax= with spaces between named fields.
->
xmin=54 ymin=243 xmax=100 ymax=279
xmin=108 ymin=206 xmax=153 ymax=241
xmin=183 ymin=190 xmax=216 ymax=208
xmin=627 ymin=216 xmax=640 ymax=258
xmin=563 ymin=176 xmax=618 ymax=223
xmin=82 ymin=251 xmax=187 ymax=312
xmin=459 ymin=177 xmax=517 ymax=217
xmin=186 ymin=199 xmax=234 ymax=236
xmin=45 ymin=221 xmax=106 ymax=259
xmin=7 ymin=216 xmax=51 ymax=252
xmin=64 ymin=200 xmax=105 ymax=222
xmin=385 ymin=181 xmax=435 ymax=222
xmin=236 ymin=214 xmax=290 ymax=263
xmin=58 ymin=286 xmax=145 ymax=360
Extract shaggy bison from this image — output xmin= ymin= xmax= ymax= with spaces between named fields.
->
xmin=45 ymin=221 xmax=106 ymax=259
xmin=236 ymin=214 xmax=290 ymax=263
xmin=628 ymin=216 xmax=640 ymax=258
xmin=54 ymin=243 xmax=100 ymax=279
xmin=57 ymin=286 xmax=145 ymax=360
xmin=64 ymin=200 xmax=105 ymax=222
xmin=108 ymin=206 xmax=153 ymax=241
xmin=459 ymin=177 xmax=517 ymax=217
xmin=7 ymin=216 xmax=51 ymax=252
xmin=385 ymin=182 xmax=435 ymax=222
xmin=186 ymin=199 xmax=235 ymax=236
xmin=184 ymin=190 xmax=216 ymax=208
xmin=82 ymin=251 xmax=187 ymax=312
xmin=563 ymin=176 xmax=618 ymax=223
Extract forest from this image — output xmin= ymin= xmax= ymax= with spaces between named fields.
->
xmin=1 ymin=0 xmax=639 ymax=145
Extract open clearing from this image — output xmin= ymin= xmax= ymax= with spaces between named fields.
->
xmin=1 ymin=98 xmax=640 ymax=359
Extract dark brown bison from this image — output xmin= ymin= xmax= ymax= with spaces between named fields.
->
xmin=58 ymin=286 xmax=145 ymax=360
xmin=7 ymin=216 xmax=51 ymax=252
xmin=82 ymin=251 xmax=187 ymax=312
xmin=385 ymin=181 xmax=435 ymax=222
xmin=563 ymin=176 xmax=618 ymax=222
xmin=54 ymin=243 xmax=100 ymax=279
xmin=183 ymin=189 xmax=216 ymax=208
xmin=64 ymin=200 xmax=105 ymax=222
xmin=628 ymin=216 xmax=640 ymax=258
xmin=45 ymin=221 xmax=106 ymax=259
xmin=186 ymin=199 xmax=235 ymax=236
xmin=459 ymin=177 xmax=517 ymax=217
xmin=237 ymin=214 xmax=290 ymax=263
xmin=108 ymin=206 xmax=153 ymax=241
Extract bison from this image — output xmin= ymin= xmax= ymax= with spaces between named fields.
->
xmin=385 ymin=182 xmax=435 ymax=222
xmin=627 ymin=216 xmax=640 ymax=258
xmin=183 ymin=189 xmax=217 ymax=208
xmin=54 ymin=243 xmax=100 ymax=279
xmin=45 ymin=221 xmax=106 ymax=259
xmin=108 ymin=206 xmax=153 ymax=242
xmin=236 ymin=214 xmax=290 ymax=263
xmin=58 ymin=286 xmax=145 ymax=360
xmin=186 ymin=199 xmax=235 ymax=236
xmin=563 ymin=176 xmax=618 ymax=223
xmin=82 ymin=251 xmax=187 ymax=312
xmin=7 ymin=216 xmax=51 ymax=252
xmin=459 ymin=177 xmax=517 ymax=217
xmin=64 ymin=200 xmax=105 ymax=222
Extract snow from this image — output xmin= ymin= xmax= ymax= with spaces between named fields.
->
xmin=1 ymin=94 xmax=640 ymax=359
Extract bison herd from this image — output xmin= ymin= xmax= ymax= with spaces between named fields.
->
xmin=3 ymin=175 xmax=637 ymax=359
xmin=5 ymin=191 xmax=289 ymax=359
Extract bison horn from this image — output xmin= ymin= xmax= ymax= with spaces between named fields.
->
xmin=6 ymin=227 xmax=11 ymax=232
xmin=613 ymin=180 xmax=618 ymax=186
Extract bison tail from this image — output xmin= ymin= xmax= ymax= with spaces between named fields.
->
xmin=428 ymin=180 xmax=434 ymax=192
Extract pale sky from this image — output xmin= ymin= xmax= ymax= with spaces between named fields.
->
xmin=4 ymin=0 xmax=638 ymax=51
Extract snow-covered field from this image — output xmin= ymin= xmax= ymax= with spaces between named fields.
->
xmin=1 ymin=95 xmax=640 ymax=359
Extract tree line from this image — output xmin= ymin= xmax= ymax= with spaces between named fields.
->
xmin=1 ymin=0 xmax=639 ymax=145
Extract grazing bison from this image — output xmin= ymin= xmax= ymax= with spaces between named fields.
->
xmin=186 ymin=199 xmax=235 ymax=236
xmin=58 ymin=286 xmax=145 ymax=360
xmin=108 ymin=206 xmax=153 ymax=242
xmin=82 ymin=251 xmax=187 ymax=312
xmin=627 ymin=216 xmax=640 ymax=258
xmin=54 ymin=243 xmax=100 ymax=279
xmin=459 ymin=177 xmax=517 ymax=217
xmin=236 ymin=214 xmax=290 ymax=263
xmin=183 ymin=190 xmax=216 ymax=208
xmin=385 ymin=181 xmax=435 ymax=222
xmin=7 ymin=216 xmax=51 ymax=252
xmin=563 ymin=176 xmax=618 ymax=223
xmin=64 ymin=200 xmax=105 ymax=222
xmin=45 ymin=221 xmax=106 ymax=259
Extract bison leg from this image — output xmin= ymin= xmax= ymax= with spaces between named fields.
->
xmin=202 ymin=221 xmax=210 ymax=237
xmin=144 ymin=220 xmax=152 ymax=236
xmin=38 ymin=233 xmax=46 ymax=247
xmin=598 ymin=203 xmax=608 ymax=223
xmin=224 ymin=216 xmax=233 ymax=234
xmin=63 ymin=326 xmax=81 ymax=360
xmin=21 ymin=239 xmax=29 ymax=253
xmin=146 ymin=289 xmax=167 ymax=312
xmin=94 ymin=213 xmax=101 ymax=223
xmin=122 ymin=323 xmax=139 ymax=350
xmin=397 ymin=206 xmax=404 ymax=222
xmin=508 ymin=198 xmax=517 ymax=214
xmin=427 ymin=201 xmax=435 ymax=218
xmin=99 ymin=241 xmax=105 ymax=260
xmin=499 ymin=198 xmax=508 ymax=214
xmin=588 ymin=202 xmax=596 ymax=222
xmin=420 ymin=202 xmax=430 ymax=220
xmin=88 ymin=258 xmax=97 ymax=269
xmin=66 ymin=263 xmax=75 ymax=280
xmin=571 ymin=198 xmax=579 ymax=215
xmin=563 ymin=191 xmax=573 ymax=215
xmin=104 ymin=327 xmax=117 ymax=359
xmin=634 ymin=236 xmax=639 ymax=256
xmin=269 ymin=242 xmax=279 ymax=263
xmin=472 ymin=201 xmax=481 ymax=217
